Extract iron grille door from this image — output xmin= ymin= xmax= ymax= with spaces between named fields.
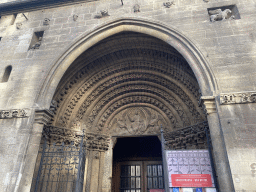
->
xmin=33 ymin=133 xmax=86 ymax=192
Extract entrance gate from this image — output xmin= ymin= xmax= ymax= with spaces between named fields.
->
xmin=32 ymin=126 xmax=86 ymax=192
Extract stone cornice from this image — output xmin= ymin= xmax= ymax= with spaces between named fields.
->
xmin=34 ymin=109 xmax=53 ymax=125
xmin=0 ymin=0 xmax=96 ymax=16
xmin=200 ymin=96 xmax=216 ymax=115
xmin=220 ymin=92 xmax=256 ymax=105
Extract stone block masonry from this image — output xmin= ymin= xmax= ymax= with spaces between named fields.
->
xmin=0 ymin=0 xmax=255 ymax=191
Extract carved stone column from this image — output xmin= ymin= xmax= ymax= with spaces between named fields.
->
xmin=200 ymin=96 xmax=234 ymax=192
xmin=84 ymin=133 xmax=110 ymax=192
xmin=17 ymin=109 xmax=53 ymax=192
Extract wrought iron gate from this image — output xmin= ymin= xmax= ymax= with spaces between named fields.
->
xmin=32 ymin=126 xmax=86 ymax=192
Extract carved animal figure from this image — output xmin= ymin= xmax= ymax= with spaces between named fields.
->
xmin=100 ymin=10 xmax=109 ymax=17
xmin=134 ymin=4 xmax=140 ymax=12
xmin=31 ymin=37 xmax=42 ymax=49
xmin=209 ymin=9 xmax=232 ymax=22
xmin=163 ymin=1 xmax=175 ymax=8
xmin=94 ymin=10 xmax=109 ymax=19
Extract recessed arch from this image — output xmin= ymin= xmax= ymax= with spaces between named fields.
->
xmin=35 ymin=17 xmax=218 ymax=109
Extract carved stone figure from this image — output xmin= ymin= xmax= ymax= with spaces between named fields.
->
xmin=73 ymin=14 xmax=78 ymax=21
xmin=134 ymin=4 xmax=140 ymax=12
xmin=94 ymin=10 xmax=109 ymax=19
xmin=209 ymin=9 xmax=233 ymax=22
xmin=43 ymin=18 xmax=50 ymax=25
xmin=30 ymin=37 xmax=43 ymax=49
xmin=16 ymin=22 xmax=22 ymax=29
xmin=163 ymin=1 xmax=175 ymax=8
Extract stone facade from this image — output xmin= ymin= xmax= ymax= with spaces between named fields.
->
xmin=0 ymin=0 xmax=255 ymax=192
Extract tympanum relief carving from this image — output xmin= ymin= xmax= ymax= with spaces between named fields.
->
xmin=108 ymin=107 xmax=168 ymax=136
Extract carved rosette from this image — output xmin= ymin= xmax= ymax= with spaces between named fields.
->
xmin=220 ymin=92 xmax=256 ymax=105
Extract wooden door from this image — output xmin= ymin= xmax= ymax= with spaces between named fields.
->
xmin=113 ymin=161 xmax=164 ymax=192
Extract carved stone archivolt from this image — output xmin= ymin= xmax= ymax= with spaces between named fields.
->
xmin=220 ymin=92 xmax=256 ymax=105
xmin=50 ymin=32 xmax=205 ymax=137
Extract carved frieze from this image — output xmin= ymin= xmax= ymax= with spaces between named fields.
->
xmin=220 ymin=92 xmax=256 ymax=105
xmin=43 ymin=125 xmax=82 ymax=144
xmin=0 ymin=109 xmax=27 ymax=119
xmin=164 ymin=121 xmax=209 ymax=150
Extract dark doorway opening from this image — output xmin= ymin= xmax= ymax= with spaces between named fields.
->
xmin=112 ymin=136 xmax=164 ymax=192
xmin=113 ymin=136 xmax=162 ymax=162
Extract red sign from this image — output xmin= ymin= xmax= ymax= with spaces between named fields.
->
xmin=171 ymin=174 xmax=212 ymax=187
xmin=149 ymin=190 xmax=164 ymax=192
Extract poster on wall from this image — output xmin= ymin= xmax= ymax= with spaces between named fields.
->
xmin=165 ymin=150 xmax=215 ymax=188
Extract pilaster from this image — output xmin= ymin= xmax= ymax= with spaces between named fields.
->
xmin=17 ymin=109 xmax=53 ymax=192
xmin=200 ymin=96 xmax=235 ymax=192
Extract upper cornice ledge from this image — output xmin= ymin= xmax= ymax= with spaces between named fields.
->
xmin=0 ymin=0 xmax=97 ymax=16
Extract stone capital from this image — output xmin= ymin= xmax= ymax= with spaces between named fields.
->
xmin=200 ymin=96 xmax=216 ymax=115
xmin=34 ymin=109 xmax=54 ymax=125
xmin=86 ymin=132 xmax=110 ymax=151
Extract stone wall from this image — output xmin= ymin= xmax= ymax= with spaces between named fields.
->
xmin=0 ymin=0 xmax=255 ymax=191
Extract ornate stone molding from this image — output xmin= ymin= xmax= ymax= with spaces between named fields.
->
xmin=220 ymin=92 xmax=256 ymax=105
xmin=0 ymin=109 xmax=28 ymax=119
xmin=200 ymin=96 xmax=216 ymax=114
xmin=34 ymin=110 xmax=54 ymax=125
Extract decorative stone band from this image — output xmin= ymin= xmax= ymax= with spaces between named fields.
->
xmin=86 ymin=133 xmax=110 ymax=151
xmin=220 ymin=92 xmax=256 ymax=105
xmin=0 ymin=109 xmax=27 ymax=119
xmin=164 ymin=121 xmax=209 ymax=150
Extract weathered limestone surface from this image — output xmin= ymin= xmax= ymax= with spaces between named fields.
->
xmin=0 ymin=0 xmax=255 ymax=191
